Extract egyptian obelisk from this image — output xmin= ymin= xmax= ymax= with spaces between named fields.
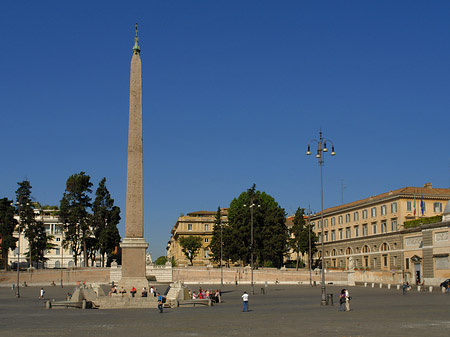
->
xmin=119 ymin=24 xmax=149 ymax=290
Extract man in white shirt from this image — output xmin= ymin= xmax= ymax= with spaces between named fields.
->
xmin=242 ymin=291 xmax=249 ymax=312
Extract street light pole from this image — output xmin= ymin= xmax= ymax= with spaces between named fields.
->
xmin=308 ymin=206 xmax=312 ymax=287
xmin=307 ymin=130 xmax=335 ymax=306
xmin=220 ymin=218 xmax=223 ymax=287
xmin=244 ymin=198 xmax=260 ymax=295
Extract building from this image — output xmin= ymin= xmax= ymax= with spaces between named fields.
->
xmin=167 ymin=209 xmax=228 ymax=266
xmin=310 ymin=183 xmax=450 ymax=285
xmin=9 ymin=207 xmax=105 ymax=269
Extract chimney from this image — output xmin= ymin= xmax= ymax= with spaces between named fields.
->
xmin=424 ymin=182 xmax=432 ymax=189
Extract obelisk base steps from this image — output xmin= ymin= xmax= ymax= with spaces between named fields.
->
xmin=119 ymin=238 xmax=149 ymax=290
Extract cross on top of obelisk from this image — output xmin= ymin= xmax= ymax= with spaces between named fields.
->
xmin=133 ymin=22 xmax=141 ymax=54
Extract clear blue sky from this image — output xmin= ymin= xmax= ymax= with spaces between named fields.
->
xmin=1 ymin=1 xmax=449 ymax=258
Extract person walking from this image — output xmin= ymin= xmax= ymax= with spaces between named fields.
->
xmin=345 ymin=289 xmax=351 ymax=312
xmin=242 ymin=291 xmax=249 ymax=312
xmin=157 ymin=293 xmax=164 ymax=313
xmin=339 ymin=289 xmax=346 ymax=311
xmin=39 ymin=288 xmax=45 ymax=300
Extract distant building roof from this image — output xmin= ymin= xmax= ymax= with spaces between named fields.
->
xmin=312 ymin=184 xmax=450 ymax=218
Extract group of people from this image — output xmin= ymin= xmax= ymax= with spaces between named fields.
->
xmin=108 ymin=285 xmax=158 ymax=298
xmin=191 ymin=287 xmax=222 ymax=303
xmin=338 ymin=288 xmax=351 ymax=311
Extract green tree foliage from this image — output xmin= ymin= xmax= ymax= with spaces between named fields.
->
xmin=226 ymin=184 xmax=288 ymax=268
xmin=155 ymin=256 xmax=168 ymax=265
xmin=289 ymin=207 xmax=306 ymax=270
xmin=16 ymin=181 xmax=53 ymax=268
xmin=0 ymin=198 xmax=18 ymax=270
xmin=92 ymin=178 xmax=121 ymax=267
xmin=179 ymin=235 xmax=202 ymax=265
xmin=59 ymin=172 xmax=93 ymax=267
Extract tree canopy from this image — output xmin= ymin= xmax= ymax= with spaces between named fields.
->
xmin=219 ymin=184 xmax=288 ymax=268
xmin=179 ymin=235 xmax=203 ymax=265
xmin=0 ymin=198 xmax=18 ymax=270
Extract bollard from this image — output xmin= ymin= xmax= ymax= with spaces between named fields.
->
xmin=265 ymin=281 xmax=268 ymax=288
xmin=326 ymin=293 xmax=334 ymax=306
xmin=379 ymin=284 xmax=383 ymax=288
xmin=372 ymin=283 xmax=375 ymax=288
xmin=429 ymin=286 xmax=433 ymax=293
xmin=364 ymin=282 xmax=367 ymax=287
xmin=388 ymin=284 xmax=391 ymax=289
xmin=417 ymin=286 xmax=421 ymax=292
xmin=397 ymin=285 xmax=400 ymax=290
xmin=442 ymin=287 xmax=446 ymax=294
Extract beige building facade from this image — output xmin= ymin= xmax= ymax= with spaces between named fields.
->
xmin=310 ymin=183 xmax=450 ymax=285
xmin=167 ymin=209 xmax=228 ymax=266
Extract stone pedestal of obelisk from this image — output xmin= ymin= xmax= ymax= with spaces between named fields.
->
xmin=119 ymin=26 xmax=149 ymax=291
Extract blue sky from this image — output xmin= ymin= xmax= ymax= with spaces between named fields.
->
xmin=1 ymin=1 xmax=449 ymax=258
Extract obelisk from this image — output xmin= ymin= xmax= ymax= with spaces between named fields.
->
xmin=119 ymin=24 xmax=149 ymax=290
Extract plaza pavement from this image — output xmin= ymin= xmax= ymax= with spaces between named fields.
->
xmin=1 ymin=283 xmax=449 ymax=337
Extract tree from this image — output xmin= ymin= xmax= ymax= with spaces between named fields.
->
xmin=289 ymin=207 xmax=306 ymax=270
xmin=92 ymin=178 xmax=121 ymax=267
xmin=16 ymin=180 xmax=52 ymax=268
xmin=154 ymin=256 xmax=168 ymax=265
xmin=179 ymin=235 xmax=202 ymax=265
xmin=59 ymin=172 xmax=93 ymax=267
xmin=225 ymin=184 xmax=288 ymax=268
xmin=0 ymin=198 xmax=18 ymax=270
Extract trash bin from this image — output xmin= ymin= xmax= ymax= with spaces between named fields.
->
xmin=326 ymin=293 xmax=333 ymax=306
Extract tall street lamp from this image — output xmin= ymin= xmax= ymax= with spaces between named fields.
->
xmin=307 ymin=130 xmax=335 ymax=306
xmin=220 ymin=217 xmax=223 ymax=287
xmin=244 ymin=199 xmax=260 ymax=295
xmin=307 ymin=206 xmax=313 ymax=287
xmin=15 ymin=200 xmax=27 ymax=298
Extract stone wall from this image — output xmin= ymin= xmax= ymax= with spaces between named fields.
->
xmin=0 ymin=268 xmax=110 ymax=286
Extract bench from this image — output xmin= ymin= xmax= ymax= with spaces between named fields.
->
xmin=177 ymin=299 xmax=212 ymax=307
xmin=46 ymin=300 xmax=91 ymax=309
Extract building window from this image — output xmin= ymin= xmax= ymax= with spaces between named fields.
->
xmin=362 ymin=224 xmax=368 ymax=236
xmin=364 ymin=256 xmax=369 ymax=268
xmin=55 ymin=248 xmax=60 ymax=255
xmin=373 ymin=257 xmax=377 ymax=268
xmin=407 ymin=201 xmax=412 ymax=212
xmin=362 ymin=209 xmax=368 ymax=219
xmin=381 ymin=221 xmax=387 ymax=233
xmin=204 ymin=224 xmax=209 ymax=231
xmin=331 ymin=217 xmax=335 ymax=226
xmin=372 ymin=223 xmax=377 ymax=234
xmin=324 ymin=219 xmax=328 ymax=227
xmin=383 ymin=255 xmax=388 ymax=267
xmin=391 ymin=202 xmax=397 ymax=214
xmin=204 ymin=238 xmax=209 ymax=243
xmin=371 ymin=207 xmax=377 ymax=217
xmin=204 ymin=248 xmax=209 ymax=259
xmin=325 ymin=231 xmax=328 ymax=242
xmin=331 ymin=230 xmax=335 ymax=241
xmin=338 ymin=216 xmax=343 ymax=224
xmin=345 ymin=214 xmax=351 ymax=223
xmin=393 ymin=256 xmax=397 ymax=266
xmin=355 ymin=226 xmax=359 ymax=237
xmin=391 ymin=219 xmax=397 ymax=231
xmin=56 ymin=237 xmax=61 ymax=242
xmin=405 ymin=258 xmax=410 ymax=270
xmin=318 ymin=220 xmax=322 ymax=229
xmin=345 ymin=227 xmax=351 ymax=239
xmin=381 ymin=205 xmax=387 ymax=216
xmin=354 ymin=212 xmax=359 ymax=221
xmin=318 ymin=233 xmax=322 ymax=243
xmin=339 ymin=229 xmax=343 ymax=240
xmin=434 ymin=202 xmax=443 ymax=213
xmin=188 ymin=224 xmax=193 ymax=231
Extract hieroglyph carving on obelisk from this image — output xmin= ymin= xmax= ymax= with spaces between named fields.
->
xmin=119 ymin=24 xmax=149 ymax=289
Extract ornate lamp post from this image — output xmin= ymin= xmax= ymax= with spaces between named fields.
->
xmin=306 ymin=130 xmax=335 ymax=305
xmin=244 ymin=199 xmax=260 ymax=295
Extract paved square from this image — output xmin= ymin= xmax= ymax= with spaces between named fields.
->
xmin=1 ymin=284 xmax=449 ymax=336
